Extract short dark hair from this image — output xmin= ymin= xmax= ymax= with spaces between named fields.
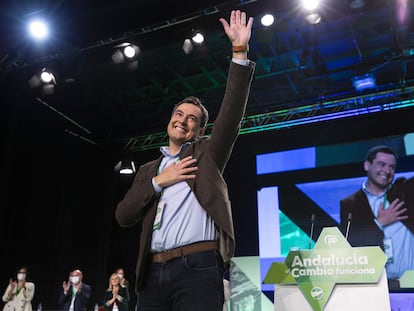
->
xmin=173 ymin=96 xmax=209 ymax=128
xmin=365 ymin=145 xmax=398 ymax=163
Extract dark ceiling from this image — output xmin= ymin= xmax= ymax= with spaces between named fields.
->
xmin=1 ymin=0 xmax=414 ymax=150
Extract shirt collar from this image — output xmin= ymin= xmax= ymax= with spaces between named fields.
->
xmin=362 ymin=180 xmax=392 ymax=196
xmin=160 ymin=141 xmax=191 ymax=157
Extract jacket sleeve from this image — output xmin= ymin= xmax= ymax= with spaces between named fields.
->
xmin=115 ymin=161 xmax=161 ymax=228
xmin=2 ymin=284 xmax=12 ymax=302
xmin=209 ymin=61 xmax=255 ymax=171
xmin=103 ymin=290 xmax=112 ymax=307
xmin=58 ymin=289 xmax=69 ymax=306
xmin=118 ymin=288 xmax=129 ymax=311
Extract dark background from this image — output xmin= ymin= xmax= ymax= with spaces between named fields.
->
xmin=2 ymin=90 xmax=414 ymax=310
xmin=1 ymin=0 xmax=414 ymax=310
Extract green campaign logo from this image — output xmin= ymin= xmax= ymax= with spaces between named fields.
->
xmin=263 ymin=227 xmax=387 ymax=311
xmin=310 ymin=287 xmax=323 ymax=300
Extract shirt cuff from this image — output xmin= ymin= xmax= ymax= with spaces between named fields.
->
xmin=232 ymin=58 xmax=249 ymax=66
xmin=152 ymin=177 xmax=162 ymax=193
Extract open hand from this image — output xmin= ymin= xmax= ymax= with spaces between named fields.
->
xmin=8 ymin=279 xmax=16 ymax=295
xmin=377 ymin=198 xmax=408 ymax=226
xmin=154 ymin=156 xmax=197 ymax=188
xmin=62 ymin=281 xmax=70 ymax=292
xmin=219 ymin=10 xmax=253 ymax=47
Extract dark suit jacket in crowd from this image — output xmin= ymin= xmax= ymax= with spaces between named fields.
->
xmin=340 ymin=176 xmax=414 ymax=249
xmin=103 ymin=287 xmax=128 ymax=311
xmin=115 ymin=61 xmax=255 ymax=292
xmin=58 ymin=284 xmax=91 ymax=311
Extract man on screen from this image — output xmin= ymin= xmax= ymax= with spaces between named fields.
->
xmin=339 ymin=145 xmax=414 ymax=286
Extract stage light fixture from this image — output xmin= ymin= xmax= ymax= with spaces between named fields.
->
xmin=114 ymin=160 xmax=136 ymax=175
xmin=301 ymin=0 xmax=322 ymax=24
xmin=261 ymin=14 xmax=275 ymax=27
xmin=28 ymin=68 xmax=56 ymax=95
xmin=183 ymin=30 xmax=205 ymax=54
xmin=40 ymin=70 xmax=54 ymax=83
xmin=352 ymin=73 xmax=377 ymax=91
xmin=182 ymin=39 xmax=193 ymax=54
xmin=28 ymin=19 xmax=49 ymax=41
xmin=305 ymin=13 xmax=321 ymax=24
xmin=191 ymin=32 xmax=204 ymax=44
xmin=302 ymin=0 xmax=320 ymax=11
xmin=111 ymin=42 xmax=141 ymax=70
xmin=123 ymin=45 xmax=137 ymax=58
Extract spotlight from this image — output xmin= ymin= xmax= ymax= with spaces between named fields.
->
xmin=114 ymin=160 xmax=136 ymax=175
xmin=191 ymin=32 xmax=204 ymax=44
xmin=182 ymin=39 xmax=193 ymax=54
xmin=183 ymin=30 xmax=205 ymax=54
xmin=261 ymin=14 xmax=275 ymax=27
xmin=302 ymin=0 xmax=322 ymax=24
xmin=112 ymin=42 xmax=141 ymax=70
xmin=28 ymin=19 xmax=49 ymax=41
xmin=40 ymin=70 xmax=54 ymax=83
xmin=28 ymin=68 xmax=56 ymax=95
xmin=123 ymin=45 xmax=137 ymax=59
xmin=302 ymin=0 xmax=320 ymax=11
xmin=352 ymin=73 xmax=376 ymax=91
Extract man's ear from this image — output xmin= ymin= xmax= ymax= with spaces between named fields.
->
xmin=363 ymin=160 xmax=369 ymax=172
xmin=198 ymin=127 xmax=206 ymax=137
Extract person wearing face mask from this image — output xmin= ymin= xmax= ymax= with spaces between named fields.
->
xmin=58 ymin=269 xmax=91 ymax=311
xmin=2 ymin=266 xmax=35 ymax=311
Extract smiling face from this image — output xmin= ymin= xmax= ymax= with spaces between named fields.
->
xmin=110 ymin=273 xmax=120 ymax=286
xmin=364 ymin=151 xmax=396 ymax=194
xmin=167 ymin=102 xmax=205 ymax=152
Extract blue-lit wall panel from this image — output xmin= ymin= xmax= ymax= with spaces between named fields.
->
xmin=256 ymin=147 xmax=316 ymax=175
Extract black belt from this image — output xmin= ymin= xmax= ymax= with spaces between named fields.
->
xmin=151 ymin=241 xmax=218 ymax=264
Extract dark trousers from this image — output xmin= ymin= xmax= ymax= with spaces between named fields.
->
xmin=137 ymin=249 xmax=224 ymax=311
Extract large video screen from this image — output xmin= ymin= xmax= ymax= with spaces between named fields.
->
xmin=256 ymin=133 xmax=414 ymax=292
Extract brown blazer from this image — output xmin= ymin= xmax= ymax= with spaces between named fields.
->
xmin=115 ymin=61 xmax=255 ymax=292
xmin=340 ymin=176 xmax=414 ymax=249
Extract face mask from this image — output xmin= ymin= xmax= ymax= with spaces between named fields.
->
xmin=70 ymin=276 xmax=80 ymax=284
xmin=17 ymin=273 xmax=26 ymax=281
xmin=117 ymin=274 xmax=123 ymax=279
